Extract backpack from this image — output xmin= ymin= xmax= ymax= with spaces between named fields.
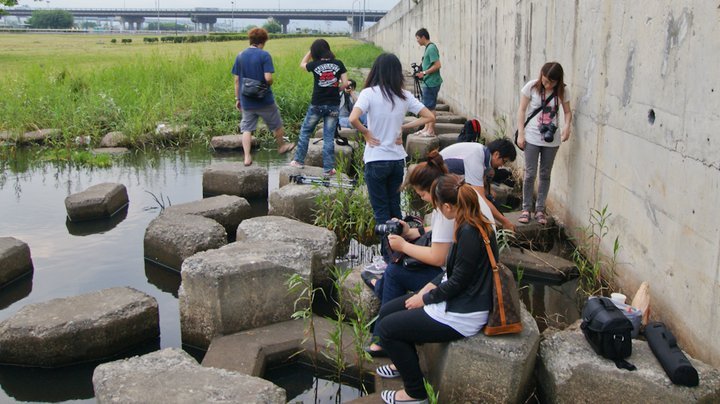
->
xmin=457 ymin=119 xmax=482 ymax=143
xmin=581 ymin=297 xmax=636 ymax=370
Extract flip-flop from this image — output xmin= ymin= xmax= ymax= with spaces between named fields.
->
xmin=518 ymin=211 xmax=530 ymax=224
xmin=380 ymin=390 xmax=429 ymax=404
xmin=535 ymin=211 xmax=548 ymax=225
xmin=376 ymin=364 xmax=401 ymax=379
xmin=278 ymin=142 xmax=296 ymax=154
xmin=360 ymin=271 xmax=378 ymax=290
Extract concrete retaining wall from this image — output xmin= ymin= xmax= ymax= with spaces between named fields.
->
xmin=362 ymin=0 xmax=720 ymax=367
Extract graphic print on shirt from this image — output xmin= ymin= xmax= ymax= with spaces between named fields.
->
xmin=538 ymin=90 xmax=557 ymax=126
xmin=314 ymin=63 xmax=341 ymax=88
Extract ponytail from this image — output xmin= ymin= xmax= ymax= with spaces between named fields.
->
xmin=403 ymin=149 xmax=448 ymax=191
xmin=431 ymin=174 xmax=494 ymax=239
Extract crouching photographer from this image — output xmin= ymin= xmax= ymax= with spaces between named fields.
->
xmin=362 ymin=152 xmax=455 ymax=358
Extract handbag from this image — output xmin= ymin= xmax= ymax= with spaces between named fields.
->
xmin=581 ymin=297 xmax=636 ymax=371
xmin=401 ymin=231 xmax=436 ymax=270
xmin=479 ymin=225 xmax=523 ymax=335
xmin=241 ymin=77 xmax=268 ymax=99
xmin=513 ymin=91 xmax=556 ymax=150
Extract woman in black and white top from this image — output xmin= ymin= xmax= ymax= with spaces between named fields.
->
xmin=374 ymin=174 xmax=497 ymax=404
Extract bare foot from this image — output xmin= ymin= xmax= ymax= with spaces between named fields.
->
xmin=278 ymin=142 xmax=296 ymax=154
xmin=244 ymin=157 xmax=253 ymax=166
xmin=394 ymin=389 xmax=415 ymax=401
xmin=369 ymin=343 xmax=383 ymax=352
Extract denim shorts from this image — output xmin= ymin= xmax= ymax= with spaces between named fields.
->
xmin=421 ymin=84 xmax=441 ymax=110
xmin=240 ymin=103 xmax=283 ymax=133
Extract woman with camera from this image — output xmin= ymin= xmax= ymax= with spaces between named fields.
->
xmin=349 ymin=53 xmax=435 ymax=225
xmin=364 ymin=150 xmax=495 ymax=358
xmin=374 ymin=174 xmax=497 ymax=404
xmin=516 ymin=62 xmax=572 ymax=225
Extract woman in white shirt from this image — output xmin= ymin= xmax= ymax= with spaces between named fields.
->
xmin=350 ymin=53 xmax=435 ymax=225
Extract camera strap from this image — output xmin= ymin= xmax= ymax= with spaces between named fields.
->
xmin=523 ymin=91 xmax=556 ymax=128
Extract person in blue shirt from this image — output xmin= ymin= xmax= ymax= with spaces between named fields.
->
xmin=231 ymin=28 xmax=295 ymax=166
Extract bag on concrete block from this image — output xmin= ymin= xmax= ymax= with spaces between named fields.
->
xmin=458 ymin=119 xmax=482 ymax=143
xmin=644 ymin=322 xmax=699 ymax=387
xmin=478 ymin=225 xmax=523 ymax=336
xmin=581 ymin=296 xmax=636 ymax=371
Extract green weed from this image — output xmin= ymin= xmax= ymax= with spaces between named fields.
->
xmin=571 ymin=205 xmax=620 ymax=299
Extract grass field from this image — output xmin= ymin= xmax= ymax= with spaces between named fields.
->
xmin=0 ymin=34 xmax=382 ymax=146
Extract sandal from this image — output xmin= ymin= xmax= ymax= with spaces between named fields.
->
xmin=518 ymin=211 xmax=531 ymax=224
xmin=376 ymin=364 xmax=401 ymax=379
xmin=381 ymin=390 xmax=429 ymax=404
xmin=278 ymin=142 xmax=296 ymax=154
xmin=535 ymin=211 xmax=548 ymax=225
xmin=289 ymin=160 xmax=304 ymax=169
xmin=360 ymin=271 xmax=378 ymax=290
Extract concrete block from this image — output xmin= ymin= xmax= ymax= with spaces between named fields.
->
xmin=538 ymin=323 xmax=720 ymax=403
xmin=338 ymin=266 xmax=380 ymax=320
xmin=93 ymin=348 xmax=285 ymax=404
xmin=500 ymin=247 xmax=578 ymax=283
xmin=64 ymin=183 xmax=129 ymax=222
xmin=0 ymin=287 xmax=159 ymax=367
xmin=314 ymin=127 xmax=359 ymax=140
xmin=236 ymin=216 xmax=336 ymax=286
xmin=268 ymin=183 xmax=336 ymax=224
xmin=278 ymin=165 xmax=331 ymax=187
xmin=19 ymin=128 xmax=60 ymax=144
xmin=91 ymin=147 xmax=129 ymax=155
xmin=505 ymin=210 xmax=557 ymax=252
xmin=144 ymin=213 xmax=227 ymax=271
xmin=99 ymin=131 xmax=129 ymax=147
xmin=435 ymin=114 xmax=467 ymax=124
xmin=164 ymin=195 xmax=251 ymax=236
xmin=209 ymin=134 xmax=259 ymax=150
xmin=435 ymin=103 xmax=450 ymax=112
xmin=405 ymin=133 xmax=440 ymax=160
xmin=304 ymin=139 xmax=357 ymax=169
xmin=202 ymin=163 xmax=268 ymax=199
xmin=433 ymin=122 xmax=464 ymax=135
xmin=179 ymin=248 xmax=297 ymax=348
xmin=0 ymin=237 xmax=33 ymax=288
xmin=437 ymin=133 xmax=459 ymax=150
xmin=420 ymin=306 xmax=540 ymax=403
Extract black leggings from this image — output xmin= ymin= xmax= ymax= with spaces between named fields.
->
xmin=375 ymin=294 xmax=464 ymax=399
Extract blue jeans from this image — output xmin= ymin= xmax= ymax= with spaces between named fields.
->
xmin=374 ymin=262 xmax=443 ymax=306
xmin=339 ymin=114 xmax=366 ymax=128
xmin=421 ymin=84 xmax=441 ymax=110
xmin=294 ymin=104 xmax=339 ymax=172
xmin=364 ymin=159 xmax=405 ymax=224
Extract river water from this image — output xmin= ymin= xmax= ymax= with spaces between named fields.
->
xmin=0 ymin=145 xmax=289 ymax=403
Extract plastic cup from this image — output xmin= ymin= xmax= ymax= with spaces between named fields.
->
xmin=611 ymin=292 xmax=627 ymax=305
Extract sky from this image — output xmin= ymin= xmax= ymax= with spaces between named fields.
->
xmin=9 ymin=0 xmax=400 ymax=31
xmin=13 ymin=0 xmax=399 ymax=11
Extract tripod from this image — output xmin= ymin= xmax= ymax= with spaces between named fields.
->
xmin=411 ymin=62 xmax=423 ymax=100
xmin=289 ymin=174 xmax=357 ymax=190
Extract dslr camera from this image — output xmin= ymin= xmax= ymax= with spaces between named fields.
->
xmin=540 ymin=122 xmax=558 ymax=142
xmin=374 ymin=220 xmax=403 ymax=236
xmin=410 ymin=62 xmax=422 ymax=76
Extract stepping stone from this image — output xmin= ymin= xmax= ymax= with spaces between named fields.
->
xmin=65 ymin=183 xmax=129 ymax=222
xmin=236 ymin=216 xmax=336 ymax=286
xmin=435 ymin=114 xmax=466 ymax=124
xmin=279 ymin=165 xmax=338 ymax=188
xmin=155 ymin=122 xmax=188 ymax=140
xmin=304 ymin=139 xmax=357 ymax=170
xmin=491 ymin=182 xmax=516 ymax=208
xmin=209 ymin=134 xmax=259 ymax=150
xmin=92 ymin=147 xmax=129 ymax=155
xmin=18 ymin=128 xmax=61 ymax=144
xmin=0 ymin=237 xmax=33 ymax=288
xmin=164 ymin=195 xmax=251 ymax=237
xmin=268 ymin=183 xmax=337 ymax=225
xmin=538 ymin=322 xmax=720 ymax=403
xmin=0 ymin=131 xmax=12 ymax=142
xmin=435 ymin=103 xmax=450 ymax=112
xmin=99 ymin=131 xmax=128 ymax=147
xmin=500 ymin=247 xmax=578 ymax=283
xmin=65 ymin=208 xmax=128 ymax=237
xmin=338 ymin=266 xmax=380 ymax=320
xmin=419 ymin=305 xmax=540 ymax=403
xmin=179 ymin=246 xmax=298 ymax=348
xmin=93 ymin=348 xmax=285 ymax=404
xmin=0 ymin=287 xmax=159 ymax=367
xmin=505 ymin=210 xmax=556 ymax=252
xmin=202 ymin=163 xmax=268 ymax=199
xmin=144 ymin=213 xmax=227 ymax=271
xmin=438 ymin=133 xmax=459 ymax=150
xmin=433 ymin=122 xmax=464 ymax=135
xmin=405 ymin=133 xmax=440 ymax=161
xmin=314 ymin=127 xmax=359 ymax=140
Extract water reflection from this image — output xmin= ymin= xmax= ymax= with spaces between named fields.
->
xmin=0 ymin=276 xmax=32 ymax=311
xmin=144 ymin=261 xmax=181 ymax=298
xmin=65 ymin=206 xmax=129 ymax=236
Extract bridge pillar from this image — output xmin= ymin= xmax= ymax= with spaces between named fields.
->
xmin=191 ymin=16 xmax=218 ymax=32
xmin=347 ymin=15 xmax=364 ymax=34
xmin=121 ymin=16 xmax=145 ymax=31
xmin=275 ymin=17 xmax=290 ymax=34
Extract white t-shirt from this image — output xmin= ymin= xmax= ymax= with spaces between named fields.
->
xmin=521 ymin=79 xmax=563 ymax=147
xmin=439 ymin=142 xmax=488 ymax=187
xmin=431 ymin=193 xmax=496 ymax=241
xmin=354 ymin=87 xmax=425 ymax=163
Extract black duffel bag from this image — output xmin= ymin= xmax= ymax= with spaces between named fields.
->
xmin=581 ymin=296 xmax=636 ymax=371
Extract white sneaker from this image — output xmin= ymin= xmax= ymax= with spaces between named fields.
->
xmin=363 ymin=256 xmax=387 ymax=275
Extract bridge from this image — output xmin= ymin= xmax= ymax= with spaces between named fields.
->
xmin=3 ymin=8 xmax=387 ymax=33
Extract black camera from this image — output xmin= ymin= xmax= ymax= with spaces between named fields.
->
xmin=411 ymin=62 xmax=422 ymax=75
xmin=540 ymin=122 xmax=558 ymax=142
xmin=374 ymin=220 xmax=403 ymax=236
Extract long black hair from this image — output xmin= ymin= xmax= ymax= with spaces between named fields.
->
xmin=310 ymin=39 xmax=335 ymax=60
xmin=364 ymin=53 xmax=407 ymax=107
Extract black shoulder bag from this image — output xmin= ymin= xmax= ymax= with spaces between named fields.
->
xmin=513 ymin=90 xmax=556 ymax=150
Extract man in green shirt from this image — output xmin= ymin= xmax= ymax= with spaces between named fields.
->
xmin=414 ymin=28 xmax=442 ymax=137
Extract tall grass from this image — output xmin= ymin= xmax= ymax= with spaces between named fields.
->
xmin=0 ymin=35 xmax=382 ymax=146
